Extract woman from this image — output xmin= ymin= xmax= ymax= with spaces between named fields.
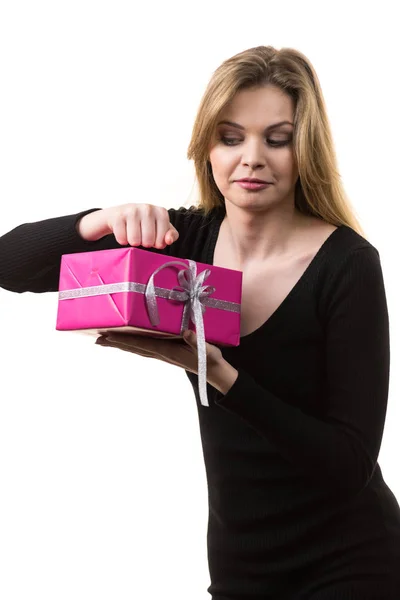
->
xmin=1 ymin=45 xmax=400 ymax=599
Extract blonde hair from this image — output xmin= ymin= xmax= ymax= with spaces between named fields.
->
xmin=186 ymin=45 xmax=365 ymax=237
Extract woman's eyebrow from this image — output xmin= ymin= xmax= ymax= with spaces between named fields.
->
xmin=217 ymin=120 xmax=293 ymax=132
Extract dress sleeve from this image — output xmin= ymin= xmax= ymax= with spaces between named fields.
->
xmin=214 ymin=247 xmax=390 ymax=497
xmin=0 ymin=206 xmax=189 ymax=294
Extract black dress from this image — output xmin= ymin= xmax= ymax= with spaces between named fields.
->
xmin=1 ymin=204 xmax=400 ymax=599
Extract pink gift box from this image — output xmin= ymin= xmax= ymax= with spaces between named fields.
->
xmin=56 ymin=247 xmax=242 ymax=347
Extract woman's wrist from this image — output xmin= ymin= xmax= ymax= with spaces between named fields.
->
xmin=207 ymin=359 xmax=239 ymax=395
xmin=76 ymin=209 xmax=108 ymax=241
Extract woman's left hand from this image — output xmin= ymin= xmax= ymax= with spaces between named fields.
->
xmin=95 ymin=329 xmax=224 ymax=376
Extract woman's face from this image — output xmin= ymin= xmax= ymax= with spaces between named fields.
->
xmin=208 ymin=85 xmax=299 ymax=213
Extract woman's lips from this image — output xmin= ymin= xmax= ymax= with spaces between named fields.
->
xmin=235 ymin=181 xmax=272 ymax=190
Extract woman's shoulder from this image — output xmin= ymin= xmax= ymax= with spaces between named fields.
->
xmin=309 ymin=221 xmax=386 ymax=322
xmin=305 ymin=215 xmax=378 ymax=263
xmin=320 ymin=224 xmax=385 ymax=303
xmin=329 ymin=223 xmax=380 ymax=263
xmin=305 ymin=218 xmax=383 ymax=301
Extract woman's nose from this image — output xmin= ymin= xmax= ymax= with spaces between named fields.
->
xmin=241 ymin=140 xmax=267 ymax=169
xmin=242 ymin=158 xmax=265 ymax=169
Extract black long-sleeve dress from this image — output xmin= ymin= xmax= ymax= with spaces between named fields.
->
xmin=1 ymin=204 xmax=400 ymax=600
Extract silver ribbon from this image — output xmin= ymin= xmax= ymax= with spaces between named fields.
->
xmin=59 ymin=259 xmax=241 ymax=407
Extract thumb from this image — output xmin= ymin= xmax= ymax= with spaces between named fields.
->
xmin=166 ymin=226 xmax=179 ymax=245
xmin=183 ymin=330 xmax=196 ymax=344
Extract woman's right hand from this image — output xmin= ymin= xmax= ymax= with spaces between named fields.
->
xmin=76 ymin=203 xmax=180 ymax=249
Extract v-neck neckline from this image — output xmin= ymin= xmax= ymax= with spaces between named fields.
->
xmin=207 ymin=213 xmax=346 ymax=344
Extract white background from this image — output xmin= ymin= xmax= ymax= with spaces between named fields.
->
xmin=0 ymin=1 xmax=399 ymax=599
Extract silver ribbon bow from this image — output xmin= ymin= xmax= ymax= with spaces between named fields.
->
xmin=145 ymin=259 xmax=215 ymax=407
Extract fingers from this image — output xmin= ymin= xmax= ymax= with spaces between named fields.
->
xmin=139 ymin=204 xmax=157 ymax=248
xmin=125 ymin=214 xmax=142 ymax=247
xmin=165 ymin=225 xmax=179 ymax=245
xmin=96 ymin=336 xmax=154 ymax=357
xmin=94 ymin=333 xmax=203 ymax=375
xmin=105 ymin=203 xmax=180 ymax=249
xmin=154 ymin=209 xmax=172 ymax=249
xmin=112 ymin=213 xmax=130 ymax=246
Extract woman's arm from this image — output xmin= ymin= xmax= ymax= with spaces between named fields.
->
xmin=0 ymin=208 xmax=104 ymax=293
xmin=0 ymin=206 xmax=187 ymax=294
xmin=213 ymin=247 xmax=390 ymax=497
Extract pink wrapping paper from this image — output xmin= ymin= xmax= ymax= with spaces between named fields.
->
xmin=56 ymin=247 xmax=242 ymax=347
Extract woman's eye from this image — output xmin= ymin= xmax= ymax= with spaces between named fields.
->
xmin=220 ymin=136 xmax=290 ymax=147
xmin=220 ymin=137 xmax=239 ymax=145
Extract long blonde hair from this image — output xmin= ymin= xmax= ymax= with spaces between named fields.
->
xmin=186 ymin=45 xmax=365 ymax=237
